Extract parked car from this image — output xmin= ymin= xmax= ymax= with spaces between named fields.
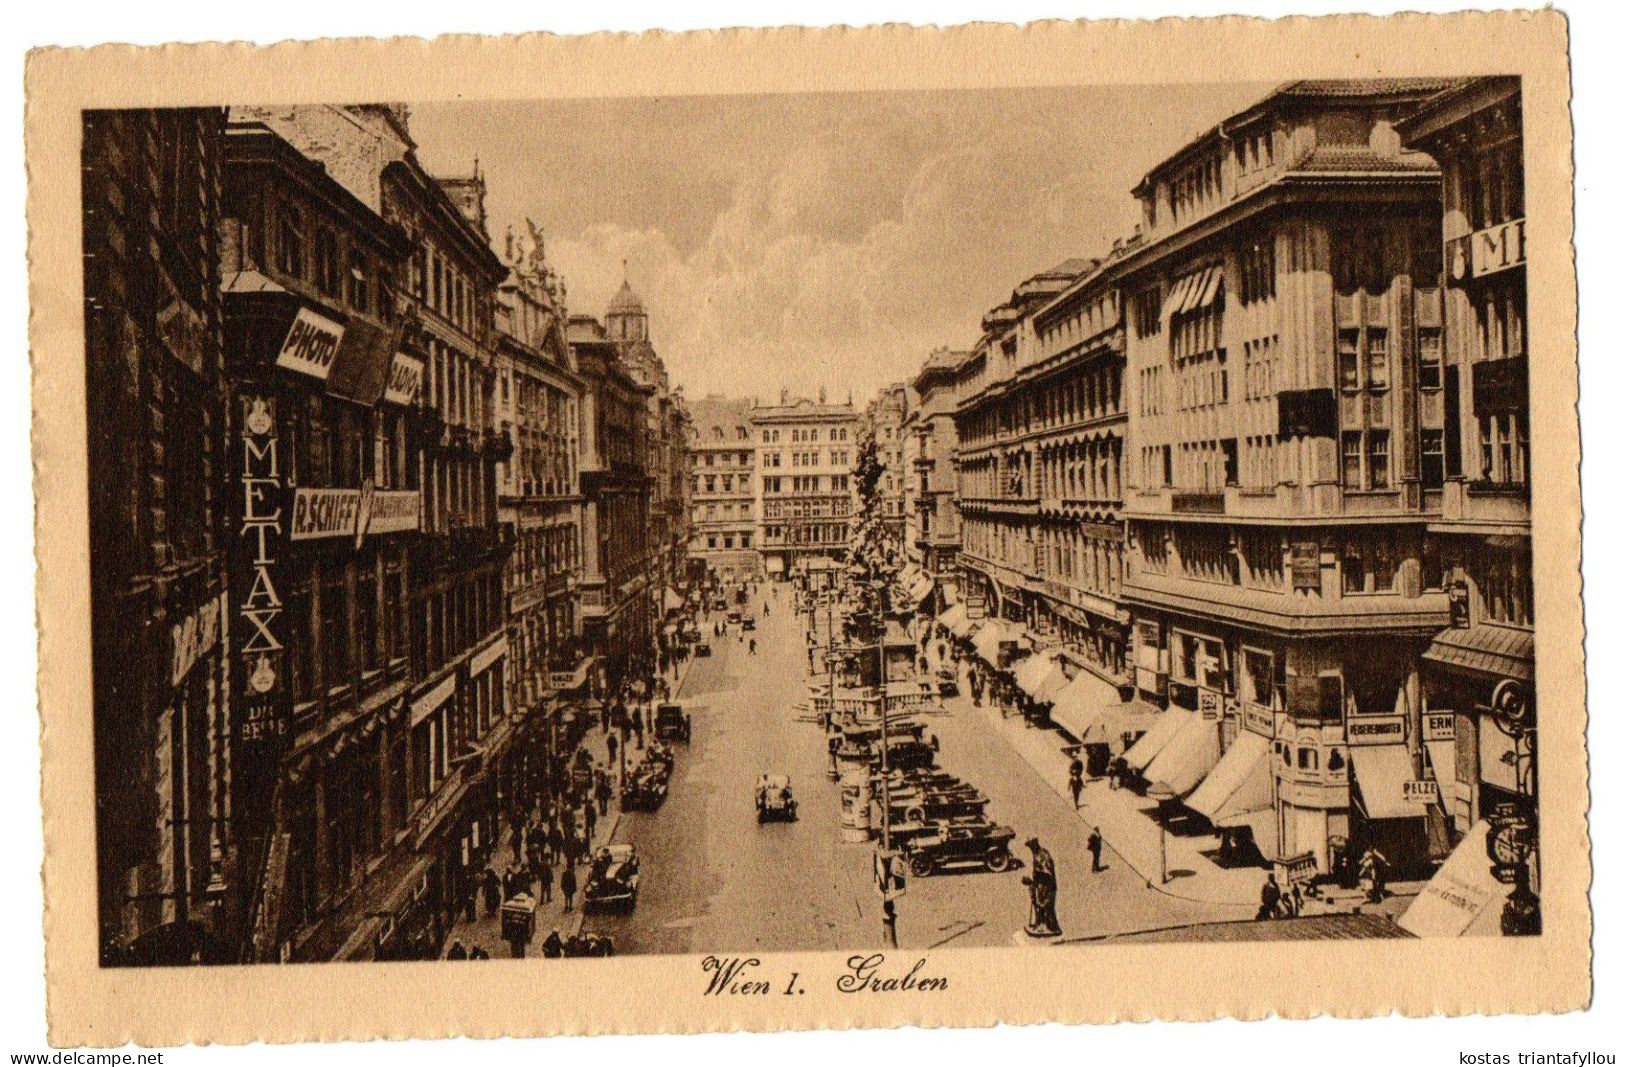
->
xmin=694 ymin=641 xmax=713 ymax=658
xmin=935 ymin=668 xmax=959 ymax=698
xmin=654 ymin=702 xmax=692 ymax=743
xmin=741 ymin=615 xmax=757 ymax=631
xmin=755 ymin=773 xmax=798 ymax=822
xmin=583 ymin=844 xmax=641 ymax=911
xmin=900 ymin=820 xmax=1017 ymax=877
xmin=726 ymin=609 xmax=743 ymax=626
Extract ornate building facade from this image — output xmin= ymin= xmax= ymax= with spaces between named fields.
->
xmin=751 ymin=392 xmax=860 ymax=577
xmin=686 ymin=394 xmax=760 ymax=582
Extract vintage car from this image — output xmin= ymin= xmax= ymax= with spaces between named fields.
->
xmin=865 ymin=736 xmax=936 ymax=772
xmin=583 ymin=844 xmax=641 ymax=911
xmin=693 ymin=641 xmax=713 ymax=658
xmin=726 ymin=609 xmax=744 ymax=626
xmin=741 ymin=615 xmax=757 ymax=631
xmin=884 ymin=789 xmax=989 ymax=826
xmin=620 ymin=759 xmax=671 ymax=811
xmin=900 ymin=820 xmax=1017 ymax=877
xmin=755 ymin=773 xmax=798 ymax=822
xmin=654 ymin=702 xmax=692 ymax=743
xmin=935 ymin=668 xmax=959 ymax=698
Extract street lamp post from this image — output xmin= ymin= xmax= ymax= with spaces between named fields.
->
xmin=1147 ymin=781 xmax=1175 ymax=885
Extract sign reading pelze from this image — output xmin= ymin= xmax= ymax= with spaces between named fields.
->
xmin=275 ymin=306 xmax=345 ymax=380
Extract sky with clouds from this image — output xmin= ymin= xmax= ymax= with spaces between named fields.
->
xmin=410 ymin=83 xmax=1269 ymax=405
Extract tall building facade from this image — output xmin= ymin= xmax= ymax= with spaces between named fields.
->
xmin=493 ymin=223 xmax=583 ymax=788
xmin=1396 ymin=77 xmax=1535 ymax=900
xmin=751 ymin=393 xmax=860 ymax=577
xmin=570 ymin=313 xmax=654 ymax=689
xmin=85 ymin=107 xmax=233 ymax=964
xmin=687 ymin=394 xmax=760 ymax=581
xmin=1117 ymin=80 xmax=1461 ymax=876
xmin=908 ymin=349 xmax=971 ymax=616
xmin=864 ymin=382 xmax=911 ymax=537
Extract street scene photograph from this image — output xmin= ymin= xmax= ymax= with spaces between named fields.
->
xmin=80 ymin=74 xmax=1542 ymax=968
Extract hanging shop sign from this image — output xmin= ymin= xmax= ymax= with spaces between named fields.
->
xmin=1424 ymin=711 xmax=1457 ymax=742
xmin=1290 ymin=542 xmax=1321 ymax=592
xmin=383 ymin=353 xmax=425 ymax=406
xmin=233 ymin=393 xmax=289 ymax=746
xmin=169 ymin=591 xmax=225 ymax=687
xmin=1345 ymin=714 xmax=1407 ymax=745
xmin=1242 ymin=701 xmax=1275 ymax=737
xmin=1403 ymin=779 xmax=1440 ymax=806
xmin=289 ymin=483 xmax=421 ymax=542
xmin=1197 ymin=686 xmax=1224 ymax=721
xmin=1446 ymin=217 xmax=1526 ymax=287
xmin=274 ymin=306 xmax=345 ymax=381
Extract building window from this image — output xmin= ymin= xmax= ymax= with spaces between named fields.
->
xmin=315 ymin=228 xmax=340 ymax=296
xmin=1341 ymin=431 xmax=1363 ymax=488
xmin=1418 ymin=327 xmax=1444 ymax=390
xmin=1366 ymin=329 xmax=1389 ymax=391
xmin=1421 ymin=429 xmax=1445 ymax=489
xmin=1367 ymin=430 xmax=1390 ymax=490
xmin=1337 ymin=330 xmax=1361 ymax=391
xmin=277 ymin=204 xmax=305 ymax=278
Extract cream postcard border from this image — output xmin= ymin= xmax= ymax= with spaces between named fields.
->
xmin=27 ymin=11 xmax=1587 ymax=1046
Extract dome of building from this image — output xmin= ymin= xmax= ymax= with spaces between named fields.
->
xmin=607 ymin=279 xmax=645 ymax=317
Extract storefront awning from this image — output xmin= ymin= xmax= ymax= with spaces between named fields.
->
xmin=1142 ymin=711 xmax=1223 ymax=797
xmin=1014 ymin=648 xmax=1059 ymax=694
xmin=938 ymin=603 xmax=968 ymax=633
xmin=1035 ymin=663 xmax=1074 ymax=705
xmin=1398 ymin=821 xmax=1515 ymax=937
xmin=1426 ymin=740 xmax=1457 ymax=790
xmin=1048 ymin=670 xmax=1119 ymax=741
xmin=971 ymin=621 xmax=1005 ymax=664
xmin=1422 ymin=623 xmax=1533 ymax=683
xmin=1351 ymin=744 xmax=1422 ymax=821
xmin=1124 ymin=706 xmax=1195 ymax=772
xmin=663 ymin=586 xmax=684 ymax=613
xmin=907 ymin=576 xmax=935 ymax=605
xmin=1187 ymin=731 xmax=1273 ymax=826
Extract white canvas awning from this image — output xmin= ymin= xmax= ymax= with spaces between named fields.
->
xmin=1142 ymin=711 xmax=1223 ymax=797
xmin=1187 ymin=730 xmax=1273 ymax=826
xmin=1399 ymin=821 xmax=1515 ymax=937
xmin=1123 ymin=706 xmax=1195 ymax=772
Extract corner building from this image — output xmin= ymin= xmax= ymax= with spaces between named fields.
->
xmin=687 ymin=394 xmax=760 ymax=582
xmin=1396 ymin=77 xmax=1536 ymax=908
xmin=1118 ymin=80 xmax=1463 ymax=876
xmin=751 ymin=393 xmax=860 ymax=578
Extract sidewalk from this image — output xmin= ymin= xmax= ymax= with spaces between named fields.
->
xmin=441 ymin=652 xmax=700 ymax=958
xmin=936 ymin=649 xmax=1423 ymax=916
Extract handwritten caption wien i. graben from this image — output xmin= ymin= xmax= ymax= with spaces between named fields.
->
xmin=700 ymin=954 xmax=947 ymax=996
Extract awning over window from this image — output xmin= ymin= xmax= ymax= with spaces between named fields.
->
xmin=1162 ymin=266 xmax=1223 ymax=320
xmin=1035 ymin=663 xmax=1074 ymax=705
xmin=907 ymin=575 xmax=935 ymax=605
xmin=1014 ymin=648 xmax=1060 ymax=695
xmin=1422 ymin=623 xmax=1534 ymax=683
xmin=1351 ymin=744 xmax=1423 ymax=821
xmin=972 ymin=621 xmax=1005 ymax=664
xmin=1398 ymin=821 xmax=1515 ymax=937
xmin=1142 ymin=712 xmax=1223 ymax=797
xmin=1187 ymin=731 xmax=1273 ymax=826
xmin=1123 ymin=706 xmax=1195 ymax=772
xmin=1048 ymin=670 xmax=1121 ymax=741
xmin=938 ymin=603 xmax=968 ymax=633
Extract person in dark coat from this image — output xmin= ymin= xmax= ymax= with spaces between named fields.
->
xmin=1068 ymin=757 xmax=1085 ymax=810
xmin=1087 ymin=827 xmax=1104 ymax=873
xmin=548 ymin=823 xmax=564 ymax=864
xmin=541 ymin=929 xmax=564 ymax=959
xmin=631 ymin=707 xmax=645 ymax=749
xmin=1258 ymin=873 xmax=1283 ymax=920
xmin=606 ymin=733 xmax=619 ymax=774
xmin=584 ymin=799 xmax=597 ymax=842
xmin=463 ymin=880 xmax=478 ymax=924
xmin=596 ymin=771 xmax=612 ymax=816
xmin=482 ymin=867 xmax=501 ymax=916
xmin=560 ymin=864 xmax=578 ymax=912
xmin=469 ymin=946 xmax=490 ymax=960
xmin=537 ymin=853 xmax=554 ymax=904
xmin=446 ymin=940 xmax=468 ymax=961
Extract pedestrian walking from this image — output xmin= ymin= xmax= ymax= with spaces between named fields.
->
xmin=561 ymin=864 xmax=578 ymax=912
xmin=463 ymin=881 xmax=478 ymax=924
xmin=1258 ymin=873 xmax=1283 ymax=920
xmin=1068 ymin=757 xmax=1085 ymax=810
xmin=584 ymin=800 xmax=597 ymax=842
xmin=1087 ymin=827 xmax=1104 ymax=873
xmin=596 ymin=771 xmax=612 ymax=816
xmin=749 ymin=637 xmax=757 ymax=655
xmin=1359 ymin=847 xmax=1389 ymax=902
xmin=1291 ymin=882 xmax=1305 ymax=917
xmin=482 ymin=867 xmax=501 ymax=917
xmin=631 ymin=707 xmax=645 ymax=749
xmin=537 ymin=854 xmax=554 ymax=904
xmin=446 ymin=940 xmax=468 ymax=960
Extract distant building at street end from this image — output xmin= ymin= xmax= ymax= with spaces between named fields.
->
xmin=908 ymin=347 xmax=972 ymax=617
xmin=687 ymin=394 xmax=760 ymax=582
xmin=863 ymin=382 xmax=912 ymax=540
xmin=751 ymin=390 xmax=860 ymax=578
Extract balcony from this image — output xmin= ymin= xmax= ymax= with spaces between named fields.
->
xmin=1121 ymin=570 xmax=1451 ymax=636
xmin=1437 ymin=478 xmax=1531 ymax=529
xmin=1128 ymin=483 xmax=1433 ymax=523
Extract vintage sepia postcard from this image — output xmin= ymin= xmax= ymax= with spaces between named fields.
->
xmin=27 ymin=10 xmax=1587 ymax=1046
